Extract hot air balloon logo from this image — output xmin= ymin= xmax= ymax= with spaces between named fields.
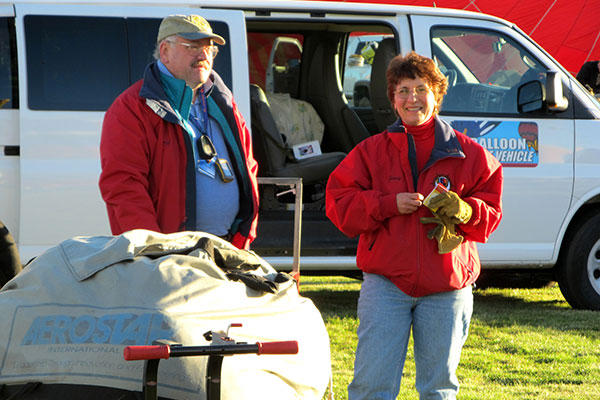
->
xmin=518 ymin=122 xmax=538 ymax=151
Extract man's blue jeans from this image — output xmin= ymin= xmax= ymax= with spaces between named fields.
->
xmin=348 ymin=273 xmax=473 ymax=400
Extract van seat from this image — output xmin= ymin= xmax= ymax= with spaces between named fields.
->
xmin=250 ymin=84 xmax=345 ymax=185
xmin=370 ymin=37 xmax=397 ymax=132
xmin=306 ymin=37 xmax=371 ymax=153
xmin=265 ymin=92 xmax=325 ymax=146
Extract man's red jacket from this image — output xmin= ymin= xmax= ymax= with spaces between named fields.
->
xmin=99 ymin=63 xmax=259 ymax=249
xmin=326 ymin=117 xmax=503 ymax=297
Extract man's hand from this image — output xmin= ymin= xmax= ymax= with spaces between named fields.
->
xmin=426 ymin=191 xmax=472 ymax=224
xmin=396 ymin=192 xmax=424 ymax=214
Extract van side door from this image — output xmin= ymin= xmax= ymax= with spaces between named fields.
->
xmin=0 ymin=6 xmax=19 ymax=246
xmin=410 ymin=14 xmax=575 ymax=266
xmin=13 ymin=4 xmax=248 ymax=261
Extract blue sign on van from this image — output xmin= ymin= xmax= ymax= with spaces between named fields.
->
xmin=452 ymin=120 xmax=538 ymax=167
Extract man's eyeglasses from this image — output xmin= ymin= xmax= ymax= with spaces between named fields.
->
xmin=395 ymin=86 xmax=431 ymax=99
xmin=197 ymin=134 xmax=217 ymax=160
xmin=169 ymin=41 xmax=219 ymax=58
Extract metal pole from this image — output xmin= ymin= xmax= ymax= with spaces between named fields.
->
xmin=256 ymin=177 xmax=303 ymax=280
xmin=292 ymin=178 xmax=302 ymax=280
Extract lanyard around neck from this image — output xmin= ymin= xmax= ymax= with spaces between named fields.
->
xmin=195 ymin=86 xmax=212 ymax=138
xmin=177 ymin=88 xmax=216 ymax=166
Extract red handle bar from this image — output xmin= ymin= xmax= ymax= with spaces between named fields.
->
xmin=124 ymin=345 xmax=170 ymax=361
xmin=257 ymin=340 xmax=298 ymax=355
xmin=123 ymin=340 xmax=298 ymax=361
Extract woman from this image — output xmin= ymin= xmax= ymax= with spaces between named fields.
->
xmin=326 ymin=51 xmax=503 ymax=399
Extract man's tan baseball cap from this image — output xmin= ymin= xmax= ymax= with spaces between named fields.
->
xmin=157 ymin=14 xmax=226 ymax=45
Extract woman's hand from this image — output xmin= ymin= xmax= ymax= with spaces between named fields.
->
xmin=396 ymin=192 xmax=424 ymax=214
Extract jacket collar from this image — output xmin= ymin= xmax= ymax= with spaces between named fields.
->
xmin=139 ymin=62 xmax=180 ymax=124
xmin=139 ymin=61 xmax=216 ymax=124
xmin=387 ymin=115 xmax=465 ymax=164
xmin=387 ymin=118 xmax=406 ymax=134
xmin=429 ymin=116 xmax=465 ymax=164
xmin=159 ymin=71 xmax=193 ymax=121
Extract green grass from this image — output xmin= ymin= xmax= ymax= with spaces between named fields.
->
xmin=299 ymin=275 xmax=600 ymax=400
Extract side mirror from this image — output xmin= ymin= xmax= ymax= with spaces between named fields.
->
xmin=517 ymin=71 xmax=569 ymax=113
xmin=348 ymin=54 xmax=365 ymax=67
xmin=517 ymin=81 xmax=544 ymax=113
xmin=545 ymin=70 xmax=568 ymax=112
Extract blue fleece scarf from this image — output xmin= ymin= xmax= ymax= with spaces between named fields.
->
xmin=157 ymin=62 xmax=193 ymax=122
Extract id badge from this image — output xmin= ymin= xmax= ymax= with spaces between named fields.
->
xmin=197 ymin=159 xmax=216 ymax=179
xmin=216 ymin=158 xmax=234 ymax=183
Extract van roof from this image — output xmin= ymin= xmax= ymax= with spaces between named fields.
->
xmin=8 ymin=0 xmax=514 ymax=28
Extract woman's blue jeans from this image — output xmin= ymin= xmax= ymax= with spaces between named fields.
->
xmin=348 ymin=273 xmax=473 ymax=400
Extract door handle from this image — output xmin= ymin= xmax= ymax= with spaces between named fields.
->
xmin=3 ymin=146 xmax=19 ymax=156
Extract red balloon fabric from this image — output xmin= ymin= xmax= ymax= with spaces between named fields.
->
xmin=318 ymin=0 xmax=600 ymax=75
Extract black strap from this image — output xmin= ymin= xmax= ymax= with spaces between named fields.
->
xmin=249 ymin=95 xmax=295 ymax=161
xmin=406 ymin=133 xmax=419 ymax=191
xmin=255 ymin=122 xmax=295 ymax=161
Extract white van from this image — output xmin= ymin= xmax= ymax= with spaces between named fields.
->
xmin=2 ymin=0 xmax=600 ymax=310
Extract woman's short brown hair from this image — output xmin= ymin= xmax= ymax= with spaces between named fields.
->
xmin=386 ymin=51 xmax=448 ymax=114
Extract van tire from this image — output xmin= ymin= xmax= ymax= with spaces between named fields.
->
xmin=0 ymin=220 xmax=22 ymax=288
xmin=556 ymin=213 xmax=600 ymax=310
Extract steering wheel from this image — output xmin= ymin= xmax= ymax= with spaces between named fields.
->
xmin=444 ymin=69 xmax=457 ymax=88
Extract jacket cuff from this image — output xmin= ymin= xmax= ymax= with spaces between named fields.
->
xmin=381 ymin=193 xmax=400 ymax=219
xmin=460 ymin=198 xmax=479 ymax=230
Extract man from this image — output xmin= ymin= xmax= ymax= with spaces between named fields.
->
xmin=99 ymin=14 xmax=259 ymax=249
xmin=576 ymin=60 xmax=600 ymax=95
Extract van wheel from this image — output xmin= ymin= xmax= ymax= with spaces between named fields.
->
xmin=0 ymin=220 xmax=22 ymax=287
xmin=556 ymin=214 xmax=600 ymax=310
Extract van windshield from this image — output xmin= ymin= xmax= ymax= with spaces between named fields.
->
xmin=432 ymin=27 xmax=547 ymax=114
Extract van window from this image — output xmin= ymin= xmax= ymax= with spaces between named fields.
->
xmin=127 ymin=18 xmax=162 ymax=84
xmin=432 ymin=27 xmax=547 ymax=115
xmin=342 ymin=33 xmax=389 ymax=107
xmin=24 ymin=16 xmax=232 ymax=111
xmin=25 ymin=16 xmax=129 ymax=111
xmin=341 ymin=31 xmax=396 ymax=134
xmin=205 ymin=21 xmax=232 ymax=91
xmin=248 ymin=33 xmax=304 ymax=97
xmin=0 ymin=17 xmax=17 ymax=109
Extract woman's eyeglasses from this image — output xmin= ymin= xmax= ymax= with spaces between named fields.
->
xmin=395 ymin=86 xmax=431 ymax=99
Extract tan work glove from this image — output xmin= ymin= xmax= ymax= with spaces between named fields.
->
xmin=420 ymin=213 xmax=464 ymax=254
xmin=426 ymin=191 xmax=472 ymax=224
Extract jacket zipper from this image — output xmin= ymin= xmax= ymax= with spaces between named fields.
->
xmin=412 ymin=216 xmax=421 ymax=297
